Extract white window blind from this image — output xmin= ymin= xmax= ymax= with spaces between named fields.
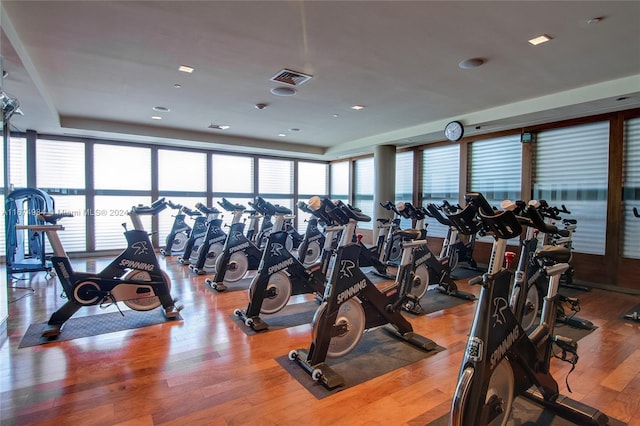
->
xmin=8 ymin=136 xmax=27 ymax=189
xmin=354 ymin=157 xmax=374 ymax=230
xmin=37 ymin=139 xmax=86 ymax=189
xmin=94 ymin=196 xmax=152 ymax=250
xmin=623 ymin=117 xmax=640 ymax=258
xmin=94 ymin=145 xmax=151 ymax=190
xmin=212 ymin=154 xmax=253 ymax=193
xmin=159 ymin=150 xmax=206 ymax=192
xmin=395 ymin=151 xmax=414 ymax=229
xmin=534 ymin=121 xmax=609 ymax=255
xmin=422 ymin=144 xmax=459 ymax=238
xmin=259 ymin=158 xmax=293 ymax=195
xmin=44 ymin=195 xmax=87 ymax=252
xmin=330 ymin=161 xmax=349 ymax=203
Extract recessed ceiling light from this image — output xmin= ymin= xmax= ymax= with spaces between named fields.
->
xmin=152 ymin=106 xmax=170 ymax=112
xmin=458 ymin=58 xmax=486 ymax=69
xmin=151 ymin=116 xmax=162 ymax=120
xmin=270 ymin=87 xmax=297 ymax=96
xmin=278 ymin=133 xmax=287 ymax=137
xmin=333 ymin=114 xmax=340 ymax=118
xmin=173 ymin=84 xmax=182 ymax=88
xmin=178 ymin=65 xmax=194 ymax=73
xmin=351 ymin=105 xmax=365 ymax=110
xmin=208 ymin=124 xmax=230 ymax=130
xmin=528 ymin=34 xmax=552 ymax=46
xmin=587 ymin=17 xmax=604 ymax=24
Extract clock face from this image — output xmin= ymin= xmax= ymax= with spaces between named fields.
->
xmin=445 ymin=121 xmax=464 ymax=142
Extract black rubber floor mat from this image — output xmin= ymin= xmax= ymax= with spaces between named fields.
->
xmin=427 ymin=395 xmax=625 ymax=425
xmin=277 ymin=326 xmax=445 ymax=399
xmin=18 ymin=309 xmax=183 ymax=348
xmin=230 ymin=300 xmax=320 ymax=336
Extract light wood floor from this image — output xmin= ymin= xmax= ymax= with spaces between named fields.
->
xmin=1 ymin=256 xmax=640 ymax=426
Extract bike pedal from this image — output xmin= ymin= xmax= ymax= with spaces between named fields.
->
xmin=553 ymin=335 xmax=577 ymax=353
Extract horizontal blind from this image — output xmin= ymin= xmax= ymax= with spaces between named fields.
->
xmin=395 ymin=151 xmax=414 ymax=229
xmin=330 ymin=161 xmax=349 ymax=202
xmin=94 ymin=145 xmax=151 ymax=190
xmin=159 ymin=150 xmax=207 ymax=192
xmin=212 ymin=154 xmax=253 ymax=194
xmin=422 ymin=144 xmax=459 ymax=238
xmin=469 ymin=135 xmax=522 ymax=206
xmin=534 ymin=121 xmax=609 ymax=255
xmin=354 ymin=157 xmax=374 ymax=229
xmin=259 ymin=158 xmax=293 ymax=194
xmin=469 ymin=135 xmax=522 ymax=243
xmin=44 ymin=195 xmax=87 ymax=252
xmin=623 ymin=117 xmax=640 ymax=258
xmin=36 ymin=139 xmax=86 ymax=189
xmin=9 ymin=137 xmax=27 ymax=188
xmin=94 ymin=196 xmax=152 ymax=250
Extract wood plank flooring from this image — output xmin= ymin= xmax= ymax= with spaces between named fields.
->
xmin=1 ymin=256 xmax=640 ymax=426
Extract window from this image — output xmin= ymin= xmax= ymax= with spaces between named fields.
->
xmin=158 ymin=150 xmax=206 ymax=192
xmin=623 ymin=117 xmax=640 ymax=258
xmin=395 ymin=151 xmax=414 ymax=229
xmin=94 ymin=196 xmax=152 ymax=250
xmin=157 ymin=196 xmax=207 ymax=247
xmin=212 ymin=154 xmax=253 ymax=194
xmin=298 ymin=161 xmax=328 ymax=234
xmin=422 ymin=145 xmax=459 ymax=238
xmin=534 ymin=122 xmax=609 ymax=255
xmin=353 ymin=157 xmax=374 ymax=230
xmin=469 ymin=135 xmax=522 ymax=243
xmin=330 ymin=161 xmax=349 ymax=203
xmin=1 ymin=136 xmax=28 ymax=255
xmin=94 ymin=144 xmax=151 ymax=190
xmin=44 ymin=195 xmax=87 ymax=252
xmin=37 ymin=139 xmax=86 ymax=189
xmin=259 ymin=158 xmax=293 ymax=195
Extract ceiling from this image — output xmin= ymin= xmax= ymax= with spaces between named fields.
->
xmin=1 ymin=1 xmax=639 ymax=160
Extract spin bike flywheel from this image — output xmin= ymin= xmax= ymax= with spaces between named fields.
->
xmin=510 ymin=284 xmax=540 ymax=332
xmin=204 ymin=243 xmax=224 ymax=270
xmin=410 ymin=264 xmax=430 ymax=300
xmin=484 ymin=359 xmax=515 ymax=425
xmin=171 ymin=232 xmax=189 ymax=253
xmin=222 ymin=252 xmax=249 ymax=282
xmin=302 ymin=240 xmax=322 ymax=268
xmin=285 ymin=234 xmax=295 ymax=253
xmin=248 ymin=271 xmax=292 ymax=314
xmin=311 ymin=298 xmax=366 ymax=358
xmin=121 ymin=270 xmax=171 ymax=311
xmin=388 ymin=237 xmax=402 ymax=262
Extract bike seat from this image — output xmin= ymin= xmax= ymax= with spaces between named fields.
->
xmin=38 ymin=212 xmax=74 ymax=224
xmin=535 ymin=245 xmax=572 ymax=263
xmin=395 ymin=229 xmax=421 ymax=240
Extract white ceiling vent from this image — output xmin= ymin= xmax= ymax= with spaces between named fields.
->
xmin=270 ymin=69 xmax=313 ymax=86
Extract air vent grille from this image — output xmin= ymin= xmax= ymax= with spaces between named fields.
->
xmin=270 ymin=69 xmax=313 ymax=86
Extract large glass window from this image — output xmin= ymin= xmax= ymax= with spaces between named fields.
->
xmin=158 ymin=150 xmax=206 ymax=192
xmin=157 ymin=196 xmax=207 ymax=247
xmin=395 ymin=151 xmax=414 ymax=229
xmin=298 ymin=161 xmax=328 ymax=234
xmin=353 ymin=157 xmax=374 ymax=230
xmin=330 ymin=161 xmax=349 ymax=203
xmin=422 ymin=145 xmax=460 ymax=238
xmin=2 ymin=136 xmax=28 ymax=255
xmin=623 ymin=117 xmax=640 ymax=258
xmin=94 ymin=144 xmax=151 ymax=190
xmin=212 ymin=154 xmax=253 ymax=194
xmin=534 ymin=122 xmax=609 ymax=255
xmin=94 ymin=196 xmax=152 ymax=250
xmin=259 ymin=158 xmax=293 ymax=195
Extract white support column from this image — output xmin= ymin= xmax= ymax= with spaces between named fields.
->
xmin=373 ymin=145 xmax=396 ymax=241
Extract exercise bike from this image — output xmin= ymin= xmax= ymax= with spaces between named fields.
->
xmin=234 ymin=197 xmax=342 ymax=332
xmin=18 ymin=201 xmax=183 ymax=338
xmin=288 ymin=200 xmax=438 ymax=389
xmin=177 ymin=203 xmax=219 ymax=266
xmin=175 ymin=207 xmax=204 ymax=265
xmin=426 ymin=201 xmax=478 ymax=272
xmin=296 ymin=200 xmax=327 ymax=268
xmin=188 ymin=203 xmax=227 ymax=275
xmin=159 ymin=200 xmax=191 ymax=257
xmin=355 ymin=201 xmax=403 ymax=277
xmin=206 ymin=197 xmax=286 ymax=291
xmin=448 ymin=192 xmax=610 ymax=426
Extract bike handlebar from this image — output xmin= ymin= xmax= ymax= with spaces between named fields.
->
xmin=166 ymin=200 xmax=182 ymax=210
xmin=131 ymin=201 xmax=167 ymax=215
xmin=634 ymin=207 xmax=640 ymax=218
